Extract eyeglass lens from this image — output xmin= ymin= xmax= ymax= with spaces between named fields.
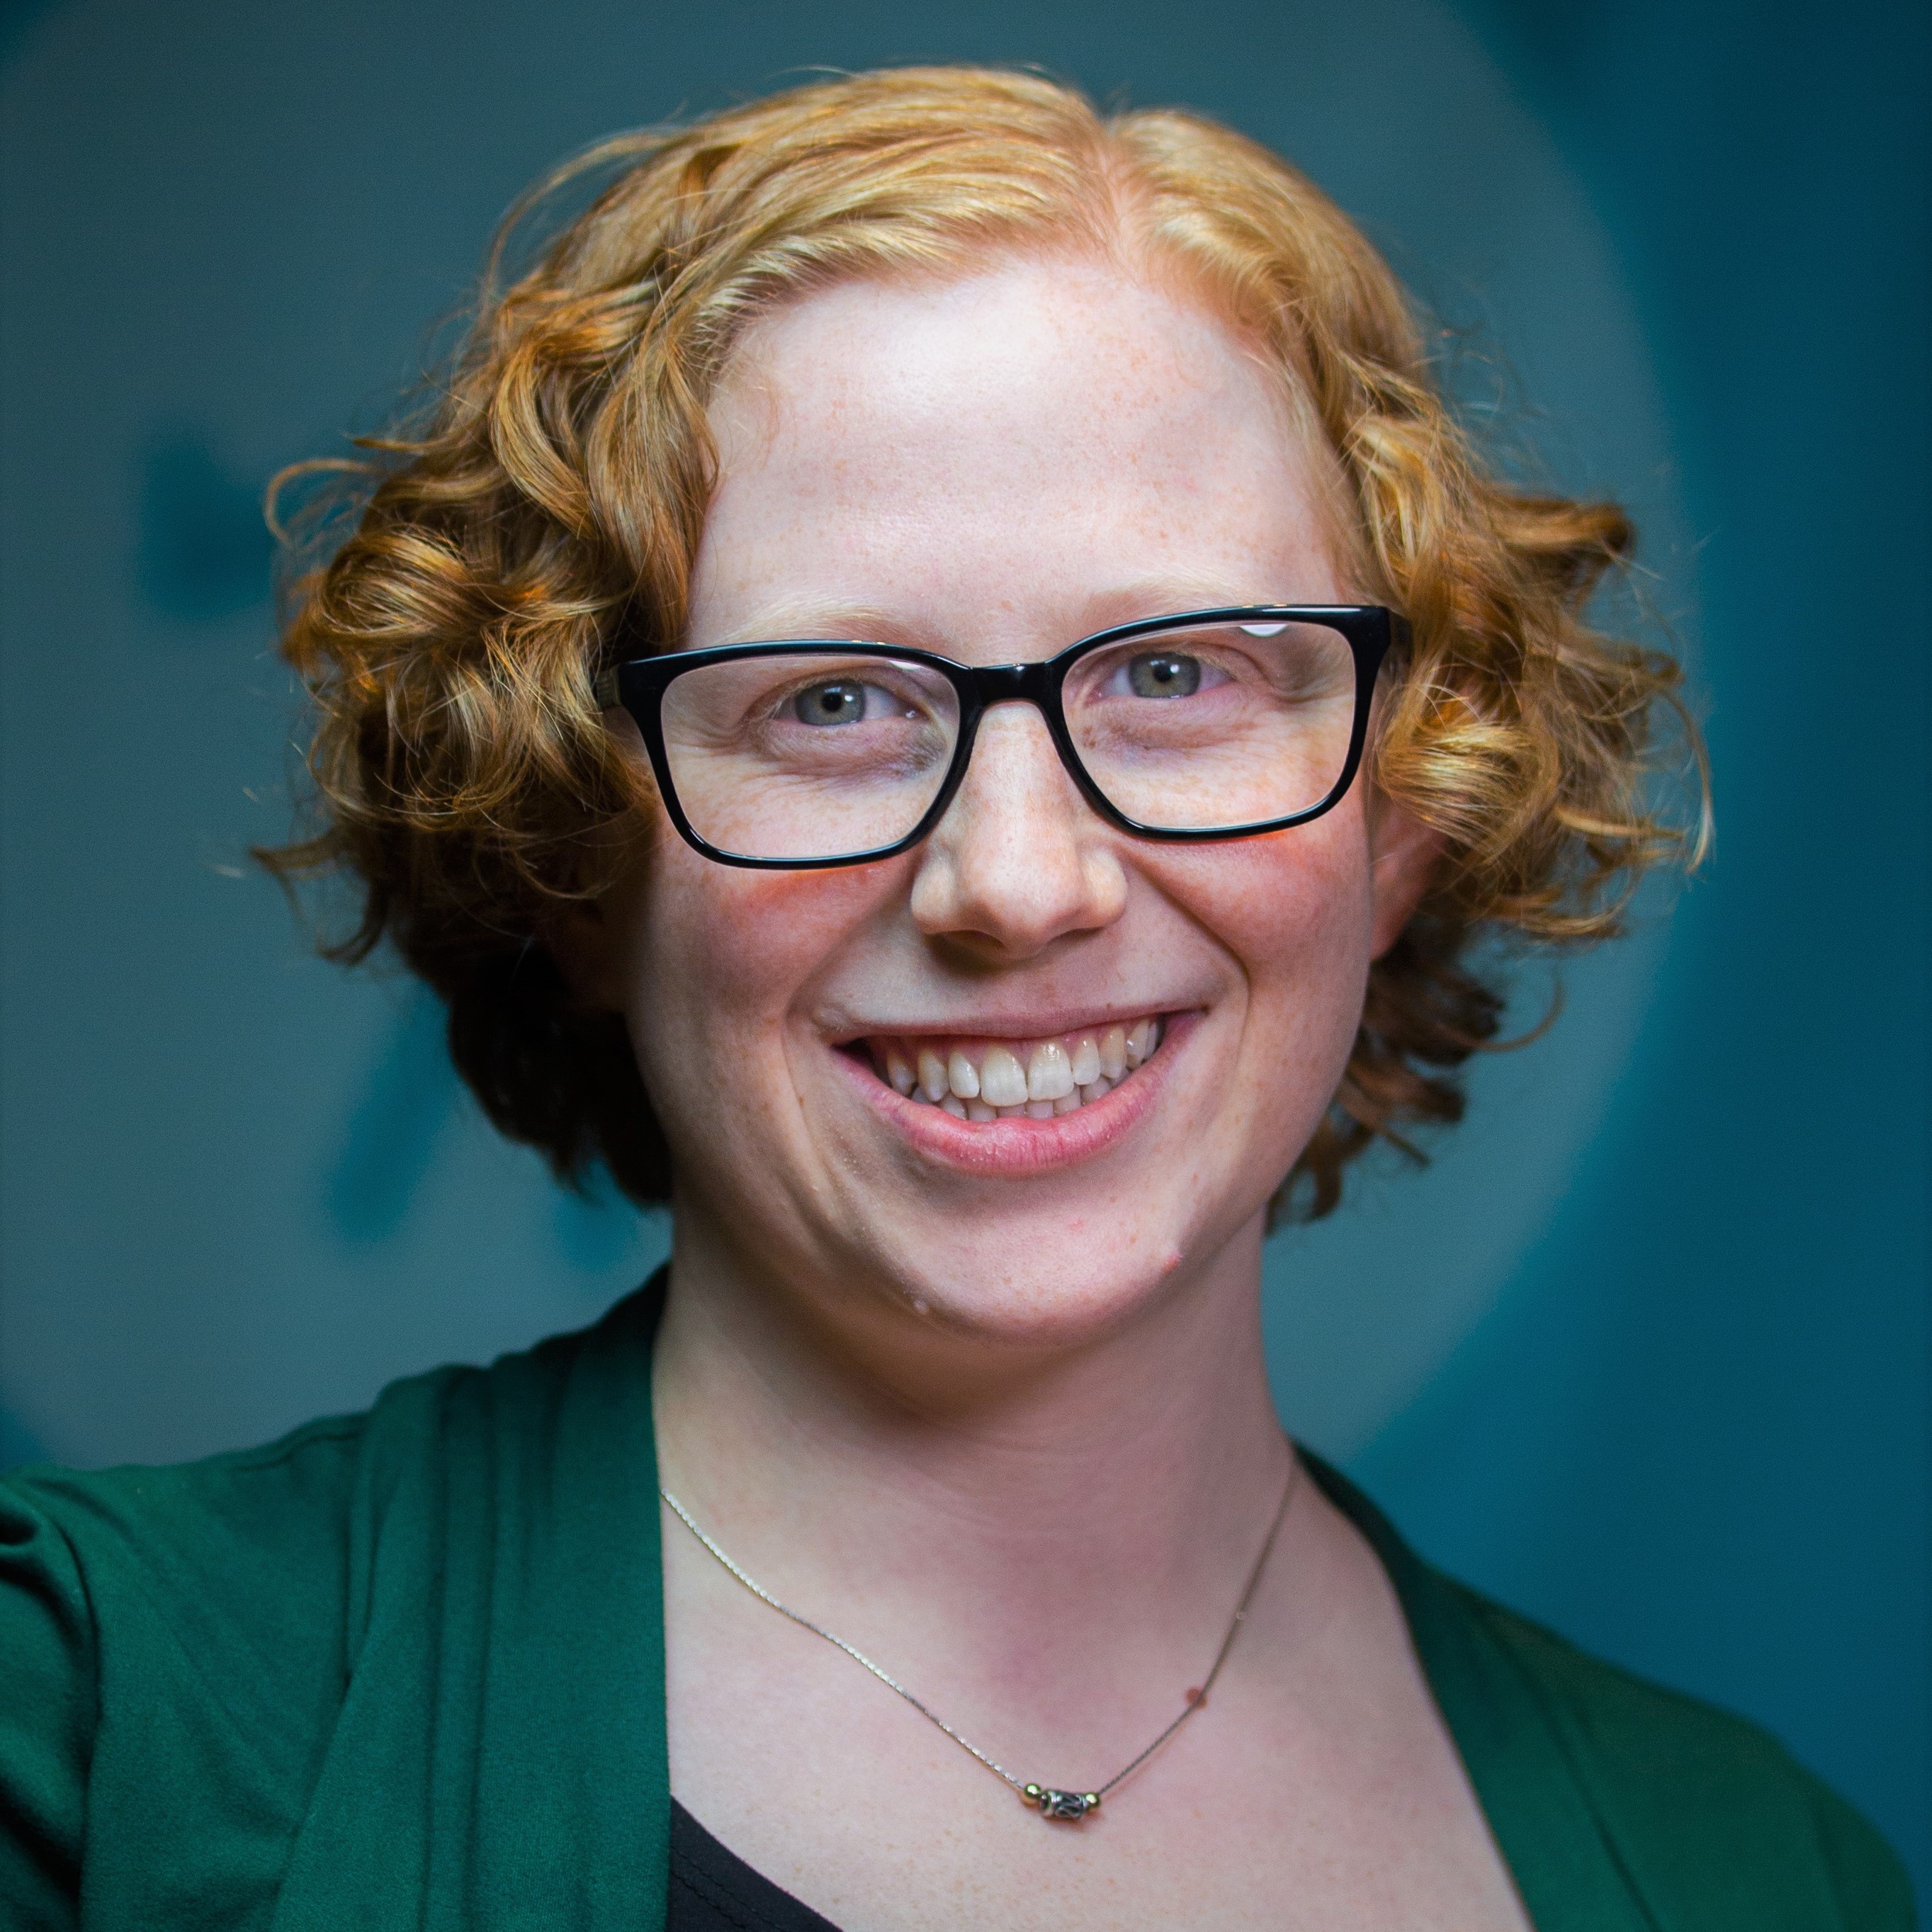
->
xmin=656 ymin=617 xmax=1357 ymax=863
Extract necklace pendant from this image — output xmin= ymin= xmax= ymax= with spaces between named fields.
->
xmin=1023 ymin=1783 xmax=1100 ymax=1821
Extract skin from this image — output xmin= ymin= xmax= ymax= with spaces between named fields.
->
xmin=557 ymin=255 xmax=1531 ymax=1930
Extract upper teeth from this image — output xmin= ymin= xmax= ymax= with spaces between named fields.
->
xmin=878 ymin=1018 xmax=1163 ymax=1118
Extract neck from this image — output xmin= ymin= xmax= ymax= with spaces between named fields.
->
xmin=649 ymin=1199 xmax=1296 ymax=1721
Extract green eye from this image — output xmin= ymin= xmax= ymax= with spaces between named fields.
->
xmin=793 ymin=680 xmax=869 ymax=725
xmin=1127 ymin=652 xmax=1202 ymax=698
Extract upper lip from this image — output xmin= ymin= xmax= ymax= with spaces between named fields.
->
xmin=825 ymin=1002 xmax=1196 ymax=1044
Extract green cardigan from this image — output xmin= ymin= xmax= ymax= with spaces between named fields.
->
xmin=0 ymin=1280 xmax=1912 ymax=1931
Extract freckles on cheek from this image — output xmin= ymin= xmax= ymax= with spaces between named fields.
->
xmin=619 ymin=869 xmax=847 ymax=1182
xmin=1195 ymin=839 xmax=1377 ymax=1182
xmin=652 ymin=872 xmax=827 ymax=1007
xmin=1205 ymin=830 xmax=1377 ymax=985
xmin=628 ymin=861 xmax=888 ymax=1078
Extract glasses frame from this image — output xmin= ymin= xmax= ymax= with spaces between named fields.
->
xmin=594 ymin=604 xmax=1406 ymax=871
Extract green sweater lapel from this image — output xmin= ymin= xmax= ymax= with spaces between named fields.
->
xmin=1304 ymin=1455 xmax=1656 ymax=1932
xmin=269 ymin=1284 xmax=671 ymax=1931
xmin=265 ymin=1294 xmax=1656 ymax=1932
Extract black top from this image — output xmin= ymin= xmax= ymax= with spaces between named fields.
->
xmin=670 ymin=1800 xmax=842 ymax=1932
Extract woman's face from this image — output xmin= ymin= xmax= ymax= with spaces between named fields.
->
xmin=584 ymin=255 xmax=1432 ymax=1350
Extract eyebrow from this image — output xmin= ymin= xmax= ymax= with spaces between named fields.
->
xmin=1070 ymin=576 xmax=1297 ymax=632
xmin=701 ymin=600 xmax=913 ymax=647
xmin=699 ymin=578 xmax=1294 ymax=653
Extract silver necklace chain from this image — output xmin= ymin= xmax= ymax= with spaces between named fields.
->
xmin=658 ymin=1455 xmax=1299 ymax=1823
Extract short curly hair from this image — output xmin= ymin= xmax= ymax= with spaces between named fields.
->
xmin=264 ymin=64 xmax=1701 ymax=1223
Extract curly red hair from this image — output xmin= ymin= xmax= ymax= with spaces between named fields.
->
xmin=264 ymin=65 xmax=1702 ymax=1222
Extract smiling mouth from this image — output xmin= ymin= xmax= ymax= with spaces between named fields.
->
xmin=856 ymin=1017 xmax=1165 ymax=1121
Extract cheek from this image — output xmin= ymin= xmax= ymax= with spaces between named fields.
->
xmin=1199 ymin=815 xmax=1375 ymax=990
xmin=616 ymin=838 xmax=891 ymax=1103
xmin=1174 ymin=819 xmax=1377 ymax=1120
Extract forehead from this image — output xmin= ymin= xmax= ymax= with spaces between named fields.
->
xmin=689 ymin=255 xmax=1347 ymax=649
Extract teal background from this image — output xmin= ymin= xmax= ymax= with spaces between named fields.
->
xmin=1 ymin=0 xmax=1923 ymax=1895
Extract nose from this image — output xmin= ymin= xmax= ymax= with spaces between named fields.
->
xmin=907 ymin=702 xmax=1128 ymax=961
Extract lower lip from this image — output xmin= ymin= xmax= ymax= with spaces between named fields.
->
xmin=835 ymin=1014 xmax=1195 ymax=1176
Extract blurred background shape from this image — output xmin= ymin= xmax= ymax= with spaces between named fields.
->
xmin=136 ymin=430 xmax=276 ymax=624
xmin=0 ymin=0 xmax=1922 ymax=1892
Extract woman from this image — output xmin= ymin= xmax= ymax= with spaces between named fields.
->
xmin=0 ymin=66 xmax=1909 ymax=1931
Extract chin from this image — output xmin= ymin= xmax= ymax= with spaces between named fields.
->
xmin=842 ymin=1219 xmax=1199 ymax=1352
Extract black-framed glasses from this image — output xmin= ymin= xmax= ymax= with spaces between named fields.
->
xmin=594 ymin=604 xmax=1403 ymax=869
